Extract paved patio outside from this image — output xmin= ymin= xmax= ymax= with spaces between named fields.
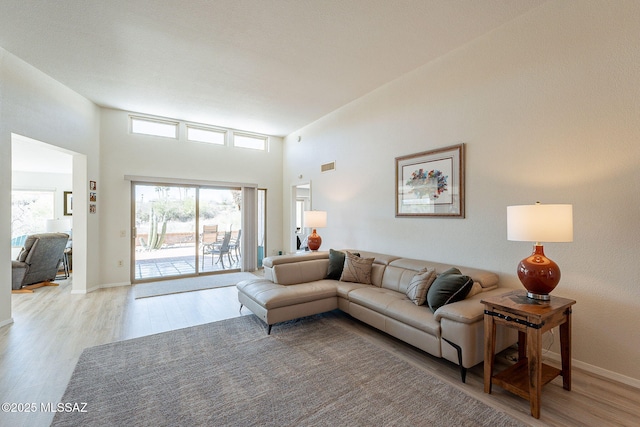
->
xmin=134 ymin=245 xmax=241 ymax=281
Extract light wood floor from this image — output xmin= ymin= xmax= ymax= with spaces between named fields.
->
xmin=1 ymin=276 xmax=638 ymax=427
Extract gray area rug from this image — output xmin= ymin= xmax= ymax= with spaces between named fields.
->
xmin=52 ymin=313 xmax=526 ymax=427
xmin=133 ymin=272 xmax=259 ymax=298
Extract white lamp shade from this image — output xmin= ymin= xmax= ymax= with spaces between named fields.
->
xmin=507 ymin=204 xmax=573 ymax=243
xmin=46 ymin=218 xmax=72 ymax=233
xmin=303 ymin=210 xmax=327 ymax=228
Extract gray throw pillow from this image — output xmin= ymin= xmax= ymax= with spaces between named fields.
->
xmin=326 ymin=249 xmax=347 ymax=280
xmin=405 ymin=268 xmax=437 ymax=305
xmin=426 ymin=267 xmax=473 ymax=312
xmin=326 ymin=249 xmax=360 ymax=280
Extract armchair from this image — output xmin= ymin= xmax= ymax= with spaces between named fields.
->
xmin=12 ymin=233 xmax=69 ymax=293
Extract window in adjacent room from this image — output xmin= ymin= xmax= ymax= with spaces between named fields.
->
xmin=187 ymin=125 xmax=226 ymax=145
xmin=130 ymin=116 xmax=178 ymax=138
xmin=11 ymin=190 xmax=55 ymax=240
xmin=233 ymin=133 xmax=267 ymax=151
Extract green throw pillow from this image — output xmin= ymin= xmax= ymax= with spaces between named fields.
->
xmin=426 ymin=267 xmax=473 ymax=312
xmin=326 ymin=249 xmax=347 ymax=280
xmin=326 ymin=249 xmax=360 ymax=280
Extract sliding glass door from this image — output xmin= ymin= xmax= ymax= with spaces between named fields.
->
xmin=132 ymin=182 xmax=254 ymax=282
xmin=198 ymin=188 xmax=242 ymax=273
xmin=133 ymin=184 xmax=197 ymax=281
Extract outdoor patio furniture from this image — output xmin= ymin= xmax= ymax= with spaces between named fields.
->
xmin=212 ymin=231 xmax=233 ymax=268
xmin=201 ymin=225 xmax=219 ymax=264
xmin=229 ymin=229 xmax=241 ymax=261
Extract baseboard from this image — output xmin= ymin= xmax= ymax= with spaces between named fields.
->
xmin=0 ymin=317 xmax=15 ymax=328
xmin=544 ymin=350 xmax=640 ymax=390
xmin=70 ymin=282 xmax=130 ymax=294
xmin=100 ymin=281 xmax=131 ymax=289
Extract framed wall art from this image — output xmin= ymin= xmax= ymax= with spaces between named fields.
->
xmin=64 ymin=191 xmax=73 ymax=216
xmin=395 ymin=143 xmax=465 ymax=218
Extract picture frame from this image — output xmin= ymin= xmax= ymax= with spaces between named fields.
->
xmin=395 ymin=143 xmax=465 ymax=218
xmin=64 ymin=191 xmax=73 ymax=216
xmin=89 ymin=181 xmax=97 ymax=191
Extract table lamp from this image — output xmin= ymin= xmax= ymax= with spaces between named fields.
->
xmin=303 ymin=210 xmax=327 ymax=251
xmin=507 ymin=202 xmax=573 ymax=300
xmin=46 ymin=218 xmax=72 ymax=234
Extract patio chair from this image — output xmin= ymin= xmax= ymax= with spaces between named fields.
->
xmin=212 ymin=231 xmax=233 ymax=269
xmin=201 ymin=225 xmax=219 ymax=264
xmin=12 ymin=232 xmax=69 ymax=293
xmin=229 ymin=229 xmax=241 ymax=261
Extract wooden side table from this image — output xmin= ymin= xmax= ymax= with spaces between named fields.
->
xmin=482 ymin=290 xmax=576 ymax=419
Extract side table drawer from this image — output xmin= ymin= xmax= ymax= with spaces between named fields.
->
xmin=484 ymin=306 xmax=542 ymax=332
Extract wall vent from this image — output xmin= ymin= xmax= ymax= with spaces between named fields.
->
xmin=321 ymin=161 xmax=336 ymax=173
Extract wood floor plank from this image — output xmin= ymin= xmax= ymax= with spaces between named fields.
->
xmin=1 ymin=275 xmax=638 ymax=426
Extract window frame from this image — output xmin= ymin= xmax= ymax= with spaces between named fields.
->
xmin=186 ymin=124 xmax=227 ymax=146
xmin=232 ymin=132 xmax=268 ymax=151
xmin=130 ymin=116 xmax=179 ymax=139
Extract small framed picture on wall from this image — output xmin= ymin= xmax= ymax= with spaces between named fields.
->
xmin=64 ymin=191 xmax=73 ymax=216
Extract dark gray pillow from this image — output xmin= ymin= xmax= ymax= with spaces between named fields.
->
xmin=326 ymin=249 xmax=346 ymax=280
xmin=426 ymin=267 xmax=473 ymax=312
xmin=326 ymin=249 xmax=359 ymax=280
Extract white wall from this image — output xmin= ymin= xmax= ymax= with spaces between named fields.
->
xmin=0 ymin=48 xmax=101 ymax=324
xmin=283 ymin=0 xmax=640 ymax=383
xmin=98 ymin=108 xmax=284 ymax=287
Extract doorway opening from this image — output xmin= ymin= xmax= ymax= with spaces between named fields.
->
xmin=11 ymin=134 xmax=77 ymax=287
xmin=292 ymin=182 xmax=311 ymax=252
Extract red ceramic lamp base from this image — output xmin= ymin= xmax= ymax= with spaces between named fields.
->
xmin=517 ymin=244 xmax=561 ymax=301
xmin=307 ymin=229 xmax=322 ymax=251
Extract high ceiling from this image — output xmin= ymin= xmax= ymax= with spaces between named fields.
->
xmin=0 ymin=0 xmax=546 ymax=137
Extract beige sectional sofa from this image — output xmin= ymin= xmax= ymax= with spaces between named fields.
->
xmin=237 ymin=250 xmax=516 ymax=382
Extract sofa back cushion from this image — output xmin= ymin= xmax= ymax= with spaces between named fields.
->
xmin=343 ymin=250 xmax=399 ymax=287
xmin=372 ymin=257 xmax=500 ymax=294
xmin=379 ymin=258 xmax=433 ymax=293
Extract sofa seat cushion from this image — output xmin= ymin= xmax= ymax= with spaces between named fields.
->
xmin=238 ymin=279 xmax=336 ymax=310
xmin=335 ymin=281 xmax=370 ymax=299
xmin=384 ymin=299 xmax=441 ymax=336
xmin=347 ymin=287 xmax=406 ymax=313
xmin=237 ymin=279 xmax=282 ymax=302
xmin=347 ymin=287 xmax=440 ymax=336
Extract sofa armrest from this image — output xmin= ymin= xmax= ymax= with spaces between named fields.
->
xmin=434 ymin=288 xmax=513 ymax=324
xmin=11 ymin=260 xmax=28 ymax=290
